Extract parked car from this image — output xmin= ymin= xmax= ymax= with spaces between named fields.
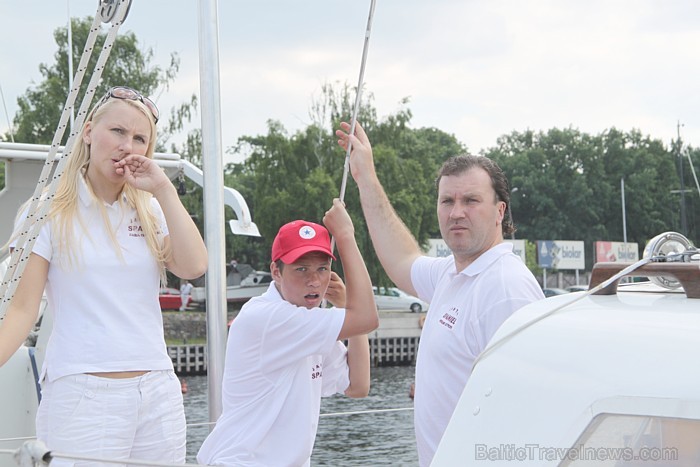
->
xmin=373 ymin=286 xmax=428 ymax=313
xmin=542 ymin=287 xmax=570 ymax=297
xmin=159 ymin=287 xmax=190 ymax=311
xmin=566 ymin=284 xmax=589 ymax=292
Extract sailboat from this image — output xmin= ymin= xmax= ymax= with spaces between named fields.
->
xmin=4 ymin=1 xmax=700 ymax=466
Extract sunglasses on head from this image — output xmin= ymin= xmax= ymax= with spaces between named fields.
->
xmin=95 ymin=86 xmax=160 ymax=123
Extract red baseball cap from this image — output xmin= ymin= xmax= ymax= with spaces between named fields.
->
xmin=271 ymin=220 xmax=336 ymax=264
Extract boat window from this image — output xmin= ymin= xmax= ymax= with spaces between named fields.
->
xmin=559 ymin=414 xmax=700 ymax=467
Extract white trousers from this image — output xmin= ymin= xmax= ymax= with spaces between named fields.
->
xmin=36 ymin=370 xmax=186 ymax=466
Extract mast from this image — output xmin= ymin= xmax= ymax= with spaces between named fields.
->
xmin=197 ymin=0 xmax=227 ymax=424
xmin=677 ymin=121 xmax=688 ymax=236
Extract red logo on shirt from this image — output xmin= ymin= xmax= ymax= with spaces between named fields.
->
xmin=127 ymin=217 xmax=145 ymax=238
xmin=439 ymin=306 xmax=459 ymax=330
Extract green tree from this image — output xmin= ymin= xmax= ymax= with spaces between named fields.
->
xmin=675 ymin=143 xmax=700 ymax=241
xmin=2 ymin=16 xmax=201 ymax=286
xmin=222 ymin=83 xmax=464 ymax=286
xmin=5 ymin=17 xmax=180 ymax=146
xmin=487 ymin=127 xmax=685 ymax=270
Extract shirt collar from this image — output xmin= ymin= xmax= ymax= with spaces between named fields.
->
xmin=78 ymin=175 xmax=92 ymax=207
xmin=266 ymin=281 xmax=282 ymax=300
xmin=78 ymin=175 xmax=127 ymax=208
xmin=459 ymin=242 xmax=513 ymax=277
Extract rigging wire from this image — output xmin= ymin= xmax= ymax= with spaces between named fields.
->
xmin=0 ymin=84 xmax=15 ymax=143
xmin=0 ymin=406 xmax=413 ymax=465
xmin=471 ymin=257 xmax=653 ymax=371
xmin=685 ymin=151 xmax=700 ymax=197
xmin=321 ymin=0 xmax=377 ymax=308
xmin=0 ymin=437 xmax=35 ymax=443
xmin=337 ymin=0 xmax=377 ymax=205
xmin=328 ymin=0 xmax=377 ymax=254
xmin=0 ymin=0 xmax=131 ymax=320
xmin=185 ymin=405 xmax=415 ymax=428
xmin=320 ymin=406 xmax=413 ymax=418
xmin=0 ymin=441 xmax=210 ymax=467
xmin=67 ymin=0 xmax=75 ymax=130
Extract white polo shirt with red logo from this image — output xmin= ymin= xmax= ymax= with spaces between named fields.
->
xmin=411 ymin=242 xmax=545 ymax=466
xmin=13 ymin=177 xmax=173 ymax=382
xmin=197 ymin=282 xmax=348 ymax=467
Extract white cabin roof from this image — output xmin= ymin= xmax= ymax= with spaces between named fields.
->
xmin=434 ymin=267 xmax=700 ymax=466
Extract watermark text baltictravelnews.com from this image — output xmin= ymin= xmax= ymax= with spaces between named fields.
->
xmin=475 ymin=444 xmax=678 ymax=462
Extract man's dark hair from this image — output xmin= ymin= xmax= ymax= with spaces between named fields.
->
xmin=435 ymin=154 xmax=515 ymax=238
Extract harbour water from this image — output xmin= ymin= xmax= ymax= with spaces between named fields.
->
xmin=182 ymin=365 xmax=419 ymax=465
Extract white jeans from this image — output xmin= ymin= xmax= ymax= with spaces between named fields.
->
xmin=36 ymin=370 xmax=186 ymax=466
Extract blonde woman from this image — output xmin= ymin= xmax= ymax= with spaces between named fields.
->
xmin=0 ymin=86 xmax=207 ymax=465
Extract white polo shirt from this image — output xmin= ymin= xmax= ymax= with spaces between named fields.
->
xmin=411 ymin=242 xmax=544 ymax=466
xmin=13 ymin=178 xmax=173 ymax=382
xmin=197 ymin=282 xmax=348 ymax=467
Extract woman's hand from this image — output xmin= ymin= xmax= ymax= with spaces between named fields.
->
xmin=115 ymin=155 xmax=170 ymax=195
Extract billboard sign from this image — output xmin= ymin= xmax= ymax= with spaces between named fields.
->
xmin=428 ymin=238 xmax=527 ymax=263
xmin=504 ymin=239 xmax=526 ymax=263
xmin=595 ymin=241 xmax=639 ymax=263
xmin=537 ymin=240 xmax=585 ymax=270
xmin=426 ymin=239 xmax=452 ymax=258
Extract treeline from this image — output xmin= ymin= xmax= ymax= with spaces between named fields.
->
xmin=218 ymin=91 xmax=699 ymax=283
xmin=488 ymin=128 xmax=699 ymax=270
xmin=3 ymin=17 xmax=699 ymax=286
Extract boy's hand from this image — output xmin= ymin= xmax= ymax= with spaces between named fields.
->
xmin=323 ymin=199 xmax=354 ymax=243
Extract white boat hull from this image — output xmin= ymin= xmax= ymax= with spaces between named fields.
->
xmin=191 ymin=284 xmax=268 ymax=303
xmin=0 ymin=347 xmax=39 ymax=467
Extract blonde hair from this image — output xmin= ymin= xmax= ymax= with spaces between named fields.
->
xmin=49 ymin=96 xmax=170 ymax=282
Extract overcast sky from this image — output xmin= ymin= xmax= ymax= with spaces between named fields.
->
xmin=2 ymin=0 xmax=700 ymax=163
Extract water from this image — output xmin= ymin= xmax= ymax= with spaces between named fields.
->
xmin=182 ymin=365 xmax=418 ymax=465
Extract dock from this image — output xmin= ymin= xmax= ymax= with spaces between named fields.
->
xmin=368 ymin=311 xmax=423 ymax=366
xmin=166 ymin=311 xmax=425 ymax=375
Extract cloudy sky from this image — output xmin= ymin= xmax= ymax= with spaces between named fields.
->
xmin=2 ymin=0 xmax=700 ymax=163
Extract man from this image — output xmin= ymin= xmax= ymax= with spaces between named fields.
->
xmin=335 ymin=122 xmax=544 ymax=466
xmin=179 ymin=280 xmax=193 ymax=311
xmin=197 ymin=199 xmax=378 ymax=466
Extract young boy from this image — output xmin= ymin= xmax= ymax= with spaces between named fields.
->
xmin=197 ymin=199 xmax=379 ymax=466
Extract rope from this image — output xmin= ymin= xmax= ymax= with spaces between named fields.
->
xmin=0 ymin=0 xmax=131 ymax=319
